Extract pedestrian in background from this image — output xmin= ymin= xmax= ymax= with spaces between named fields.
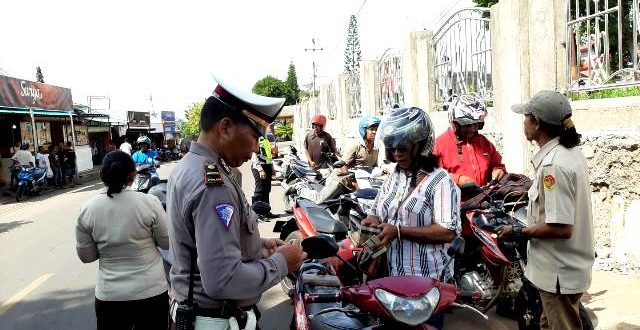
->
xmin=251 ymin=136 xmax=275 ymax=214
xmin=49 ymin=145 xmax=64 ymax=189
xmin=120 ymin=137 xmax=132 ymax=155
xmin=75 ymin=150 xmax=169 ymax=330
xmin=499 ymin=90 xmax=594 ymax=330
xmin=12 ymin=143 xmax=34 ymax=166
xmin=63 ymin=141 xmax=78 ymax=187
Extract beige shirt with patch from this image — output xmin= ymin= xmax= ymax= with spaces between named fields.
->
xmin=525 ymin=137 xmax=594 ymax=294
xmin=342 ymin=141 xmax=379 ymax=168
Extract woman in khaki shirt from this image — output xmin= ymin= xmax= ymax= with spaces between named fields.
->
xmin=76 ymin=150 xmax=169 ymax=330
xmin=499 ymin=91 xmax=594 ymax=330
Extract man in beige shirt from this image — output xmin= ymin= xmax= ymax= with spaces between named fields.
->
xmin=499 ymin=90 xmax=594 ymax=330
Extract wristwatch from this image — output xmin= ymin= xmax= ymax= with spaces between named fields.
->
xmin=513 ymin=226 xmax=524 ymax=239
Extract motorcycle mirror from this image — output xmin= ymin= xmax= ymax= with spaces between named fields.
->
xmin=447 ymin=236 xmax=465 ymax=257
xmin=251 ymin=201 xmax=272 ymax=216
xmin=301 ymin=235 xmax=339 ymax=259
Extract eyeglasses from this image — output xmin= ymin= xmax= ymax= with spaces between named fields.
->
xmin=388 ymin=146 xmax=408 ymax=153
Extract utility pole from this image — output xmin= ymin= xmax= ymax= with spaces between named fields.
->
xmin=305 ymin=38 xmax=323 ymax=113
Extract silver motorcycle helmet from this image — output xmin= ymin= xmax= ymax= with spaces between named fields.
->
xmin=375 ymin=107 xmax=436 ymax=163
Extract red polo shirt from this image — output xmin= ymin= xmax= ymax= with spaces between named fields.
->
xmin=433 ymin=128 xmax=506 ymax=186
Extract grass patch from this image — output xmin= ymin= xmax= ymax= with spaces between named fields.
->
xmin=570 ymin=86 xmax=640 ymax=100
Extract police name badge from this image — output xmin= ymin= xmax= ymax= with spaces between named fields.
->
xmin=204 ymin=164 xmax=224 ymax=186
xmin=215 ymin=203 xmax=234 ymax=230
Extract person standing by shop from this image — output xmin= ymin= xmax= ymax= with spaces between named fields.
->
xmin=166 ymin=78 xmax=306 ymax=329
xmin=49 ymin=145 xmax=64 ymax=189
xmin=63 ymin=141 xmax=78 ymax=187
xmin=498 ymin=90 xmax=594 ymax=330
xmin=119 ymin=137 xmax=132 ymax=155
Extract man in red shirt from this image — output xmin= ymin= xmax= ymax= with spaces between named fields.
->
xmin=433 ymin=95 xmax=506 ymax=186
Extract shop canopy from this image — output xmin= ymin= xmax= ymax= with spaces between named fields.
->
xmin=0 ymin=74 xmax=73 ymax=115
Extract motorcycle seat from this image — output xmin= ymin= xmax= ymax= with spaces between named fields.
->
xmin=297 ymin=198 xmax=348 ymax=235
xmin=354 ymin=188 xmax=378 ymax=200
xmin=32 ymin=167 xmax=47 ymax=179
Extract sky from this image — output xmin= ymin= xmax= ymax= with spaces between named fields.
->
xmin=1 ymin=0 xmax=471 ymax=120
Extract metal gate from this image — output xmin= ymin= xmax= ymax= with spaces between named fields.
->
xmin=433 ymin=8 xmax=492 ymax=110
xmin=377 ymin=48 xmax=404 ymax=114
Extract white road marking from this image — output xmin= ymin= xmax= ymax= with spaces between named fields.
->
xmin=0 ymin=273 xmax=54 ymax=317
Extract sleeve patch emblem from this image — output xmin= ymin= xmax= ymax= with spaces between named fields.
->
xmin=215 ymin=203 xmax=234 ymax=230
xmin=543 ymin=175 xmax=556 ymax=191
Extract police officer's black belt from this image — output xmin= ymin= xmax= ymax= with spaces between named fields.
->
xmin=194 ymin=304 xmax=257 ymax=318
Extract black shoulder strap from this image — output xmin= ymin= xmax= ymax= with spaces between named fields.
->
xmin=186 ymin=249 xmax=196 ymax=307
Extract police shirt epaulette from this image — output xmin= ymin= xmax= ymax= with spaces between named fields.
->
xmin=204 ymin=164 xmax=224 ymax=186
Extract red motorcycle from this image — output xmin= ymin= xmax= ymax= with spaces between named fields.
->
xmin=274 ymin=194 xmax=366 ymax=295
xmin=452 ymin=176 xmax=542 ymax=330
xmin=293 ymin=235 xmax=486 ymax=330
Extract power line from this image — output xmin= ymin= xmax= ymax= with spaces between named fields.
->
xmin=304 ymin=38 xmax=324 ymax=112
xmin=356 ymin=0 xmax=367 ymax=16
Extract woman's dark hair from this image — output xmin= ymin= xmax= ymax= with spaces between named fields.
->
xmin=537 ymin=115 xmax=581 ymax=149
xmin=417 ymin=154 xmax=440 ymax=173
xmin=101 ymin=151 xmax=135 ymax=198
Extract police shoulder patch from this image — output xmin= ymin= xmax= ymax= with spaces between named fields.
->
xmin=215 ymin=203 xmax=234 ymax=230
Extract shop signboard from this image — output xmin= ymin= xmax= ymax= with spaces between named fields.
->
xmin=0 ymin=75 xmax=72 ymax=110
xmin=127 ymin=111 xmax=150 ymax=127
xmin=161 ymin=111 xmax=175 ymax=122
xmin=19 ymin=122 xmax=52 ymax=150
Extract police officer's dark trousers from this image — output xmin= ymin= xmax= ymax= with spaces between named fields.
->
xmin=251 ymin=164 xmax=272 ymax=205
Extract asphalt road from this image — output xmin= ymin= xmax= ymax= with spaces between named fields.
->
xmin=0 ymin=160 xmax=516 ymax=330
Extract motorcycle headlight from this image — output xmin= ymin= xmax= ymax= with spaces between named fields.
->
xmin=374 ymin=287 xmax=440 ymax=326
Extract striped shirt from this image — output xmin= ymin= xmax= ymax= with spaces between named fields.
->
xmin=372 ymin=166 xmax=461 ymax=280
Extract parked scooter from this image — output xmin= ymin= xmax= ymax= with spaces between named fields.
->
xmin=15 ymin=165 xmax=48 ymax=202
xmin=287 ymin=234 xmax=486 ymax=330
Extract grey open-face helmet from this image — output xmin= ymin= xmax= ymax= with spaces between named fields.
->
xmin=375 ymin=107 xmax=435 ymax=162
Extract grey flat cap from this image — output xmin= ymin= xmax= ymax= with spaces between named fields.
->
xmin=511 ymin=90 xmax=572 ymax=125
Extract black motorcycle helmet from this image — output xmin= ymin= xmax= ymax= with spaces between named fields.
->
xmin=376 ymin=107 xmax=435 ymax=163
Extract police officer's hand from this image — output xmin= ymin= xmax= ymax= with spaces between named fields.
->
xmin=279 ymin=242 xmax=307 ymax=273
xmin=458 ymin=175 xmax=477 ymax=186
xmin=361 ymin=216 xmax=381 ymax=227
xmin=377 ymin=223 xmax=399 ymax=247
xmin=259 ymin=170 xmax=266 ymax=179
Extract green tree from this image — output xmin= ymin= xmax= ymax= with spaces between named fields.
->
xmin=182 ymin=102 xmax=203 ymax=138
xmin=252 ymin=76 xmax=290 ymax=101
xmin=176 ymin=118 xmax=186 ymax=133
xmin=285 ymin=63 xmax=300 ymax=105
xmin=36 ymin=66 xmax=44 ymax=83
xmin=274 ymin=120 xmax=293 ymax=141
xmin=472 ymin=0 xmax=498 ymax=7
xmin=344 ymin=15 xmax=362 ymax=76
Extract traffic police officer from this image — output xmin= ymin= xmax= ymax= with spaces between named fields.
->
xmin=167 ymin=76 xmax=306 ymax=330
xmin=251 ymin=135 xmax=273 ymax=206
xmin=499 ymin=90 xmax=594 ymax=330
